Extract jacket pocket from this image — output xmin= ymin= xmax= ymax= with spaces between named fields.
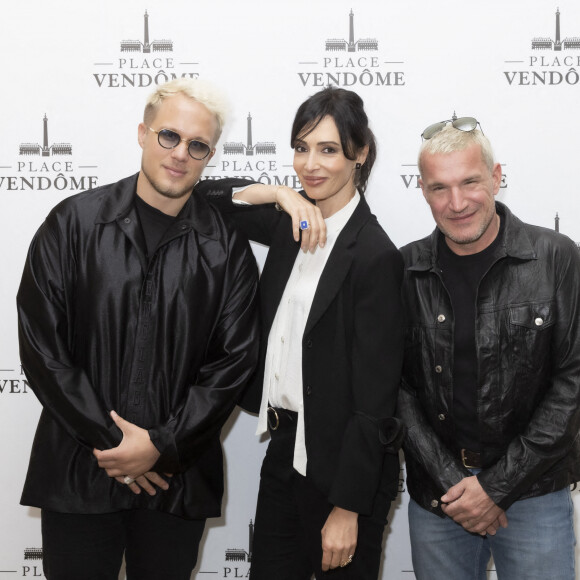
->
xmin=508 ymin=301 xmax=555 ymax=372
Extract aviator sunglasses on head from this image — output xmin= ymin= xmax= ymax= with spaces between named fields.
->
xmin=421 ymin=113 xmax=483 ymax=141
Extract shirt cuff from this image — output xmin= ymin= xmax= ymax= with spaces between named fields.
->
xmin=232 ymin=186 xmax=253 ymax=205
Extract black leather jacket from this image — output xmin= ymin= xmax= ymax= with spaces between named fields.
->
xmin=17 ymin=174 xmax=259 ymax=519
xmin=398 ymin=202 xmax=580 ymax=516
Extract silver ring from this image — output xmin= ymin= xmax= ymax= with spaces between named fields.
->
xmin=299 ymin=220 xmax=309 ymax=231
xmin=123 ymin=476 xmax=135 ymax=485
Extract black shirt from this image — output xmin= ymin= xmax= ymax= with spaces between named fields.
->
xmin=437 ymin=216 xmax=504 ymax=452
xmin=134 ymin=194 xmax=176 ymax=258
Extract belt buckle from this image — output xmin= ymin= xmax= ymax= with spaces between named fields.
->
xmin=461 ymin=448 xmax=478 ymax=469
xmin=267 ymin=407 xmax=279 ymax=431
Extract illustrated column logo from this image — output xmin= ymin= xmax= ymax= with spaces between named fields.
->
xmin=326 ymin=9 xmax=378 ymax=52
xmin=223 ymin=113 xmax=276 ymax=156
xmin=553 ymin=213 xmax=580 ymax=250
xmin=121 ymin=10 xmax=173 ymax=53
xmin=19 ymin=115 xmax=72 ymax=157
xmin=532 ymin=8 xmax=580 ymax=51
xmin=225 ymin=519 xmax=254 ymax=563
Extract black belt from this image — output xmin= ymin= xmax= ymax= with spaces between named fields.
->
xmin=267 ymin=407 xmax=297 ymax=432
xmin=461 ymin=448 xmax=482 ymax=469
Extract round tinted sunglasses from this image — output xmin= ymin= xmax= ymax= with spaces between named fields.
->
xmin=148 ymin=127 xmax=212 ymax=160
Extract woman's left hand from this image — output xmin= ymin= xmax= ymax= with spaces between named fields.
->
xmin=320 ymin=506 xmax=358 ymax=571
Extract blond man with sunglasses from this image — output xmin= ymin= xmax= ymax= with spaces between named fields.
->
xmin=17 ymin=79 xmax=259 ymax=579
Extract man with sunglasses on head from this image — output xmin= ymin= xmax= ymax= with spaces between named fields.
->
xmin=17 ymin=78 xmax=259 ymax=580
xmin=398 ymin=115 xmax=580 ymax=579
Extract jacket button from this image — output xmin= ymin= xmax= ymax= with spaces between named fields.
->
xmin=438 ymin=414 xmax=446 ymax=421
xmin=306 ymin=339 xmax=313 ymax=348
xmin=431 ymin=499 xmax=439 ymax=508
xmin=306 ymin=385 xmax=312 ymax=396
xmin=435 ymin=365 xmax=442 ymax=373
xmin=535 ymin=317 xmax=544 ymax=326
xmin=437 ymin=314 xmax=446 ymax=323
xmin=180 ymin=224 xmax=187 ymax=230
xmin=124 ymin=217 xmax=131 ymax=224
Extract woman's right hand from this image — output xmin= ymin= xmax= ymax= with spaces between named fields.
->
xmin=274 ymin=186 xmax=327 ymax=252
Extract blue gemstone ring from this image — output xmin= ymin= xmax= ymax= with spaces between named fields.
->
xmin=300 ymin=220 xmax=309 ymax=231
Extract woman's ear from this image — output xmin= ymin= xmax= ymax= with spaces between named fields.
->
xmin=357 ymin=144 xmax=370 ymax=166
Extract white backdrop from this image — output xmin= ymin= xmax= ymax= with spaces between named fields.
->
xmin=1 ymin=1 xmax=579 ymax=578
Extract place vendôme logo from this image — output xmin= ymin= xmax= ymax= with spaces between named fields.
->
xmin=504 ymin=7 xmax=580 ymax=86
xmin=296 ymin=9 xmax=405 ymax=89
xmin=204 ymin=113 xmax=301 ymax=190
xmin=93 ymin=9 xmax=198 ymax=89
xmin=0 ymin=114 xmax=98 ymax=193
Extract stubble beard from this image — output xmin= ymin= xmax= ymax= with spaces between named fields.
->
xmin=442 ymin=207 xmax=497 ymax=247
xmin=141 ymin=164 xmax=195 ymax=201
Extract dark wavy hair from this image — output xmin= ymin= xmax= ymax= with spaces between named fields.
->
xmin=290 ymin=87 xmax=377 ymax=194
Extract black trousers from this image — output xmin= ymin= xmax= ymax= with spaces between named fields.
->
xmin=41 ymin=508 xmax=206 ymax=580
xmin=250 ymin=410 xmax=389 ymax=580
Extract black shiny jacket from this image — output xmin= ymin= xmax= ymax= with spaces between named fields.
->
xmin=398 ymin=202 xmax=580 ymax=516
xmin=17 ymin=174 xmax=259 ymax=519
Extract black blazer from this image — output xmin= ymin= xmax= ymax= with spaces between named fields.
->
xmin=199 ymin=181 xmax=405 ymax=517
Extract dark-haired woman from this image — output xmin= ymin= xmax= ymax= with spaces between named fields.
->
xmin=199 ymin=87 xmax=404 ymax=579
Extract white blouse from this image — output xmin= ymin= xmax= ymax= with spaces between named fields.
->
xmin=256 ymin=193 xmax=361 ymax=475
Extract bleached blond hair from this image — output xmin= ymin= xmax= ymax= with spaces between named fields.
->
xmin=144 ymin=78 xmax=230 ymax=141
xmin=418 ymin=124 xmax=495 ymax=176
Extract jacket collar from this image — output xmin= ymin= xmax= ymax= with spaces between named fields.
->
xmin=407 ymin=201 xmax=537 ymax=272
xmin=305 ymin=194 xmax=373 ymax=335
xmin=95 ymin=172 xmax=220 ymax=240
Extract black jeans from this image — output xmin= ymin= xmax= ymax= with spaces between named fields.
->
xmin=250 ymin=411 xmax=389 ymax=579
xmin=41 ymin=508 xmax=206 ymax=580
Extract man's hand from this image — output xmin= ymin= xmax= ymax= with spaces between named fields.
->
xmin=320 ymin=507 xmax=358 ymax=571
xmin=93 ymin=410 xmax=161 ymax=483
xmin=114 ymin=472 xmax=171 ymax=496
xmin=441 ymin=475 xmax=508 ymax=535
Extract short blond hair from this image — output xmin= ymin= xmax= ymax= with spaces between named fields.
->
xmin=418 ymin=124 xmax=495 ymax=176
xmin=144 ymin=78 xmax=229 ymax=141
